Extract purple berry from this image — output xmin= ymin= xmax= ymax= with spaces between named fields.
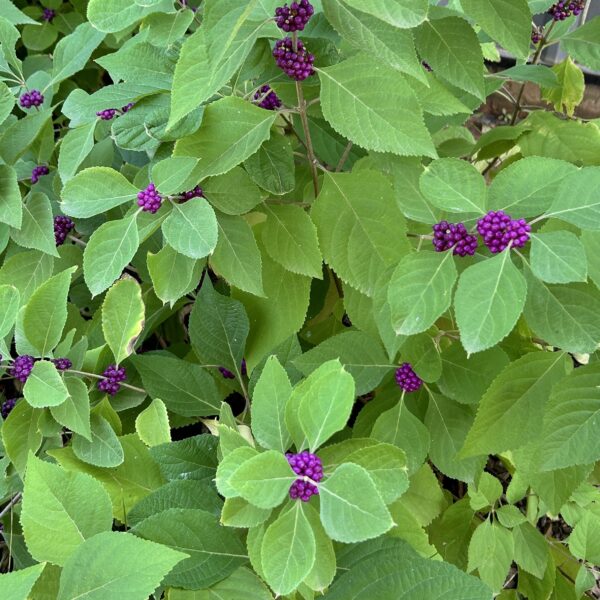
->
xmin=96 ymin=108 xmax=117 ymax=120
xmin=476 ymin=210 xmax=531 ymax=254
xmin=54 ymin=215 xmax=75 ymax=246
xmin=275 ymin=1 xmax=314 ymax=32
xmin=10 ymin=355 xmax=36 ymax=383
xmin=42 ymin=8 xmax=55 ymax=22
xmin=137 ymin=183 xmax=162 ymax=214
xmin=52 ymin=358 xmax=72 ymax=371
xmin=241 ymin=359 xmax=247 ymax=377
xmin=286 ymin=451 xmax=323 ymax=502
xmin=531 ymin=28 xmax=542 ymax=44
xmin=395 ymin=362 xmax=422 ymax=393
xmin=422 ymin=60 xmax=433 ymax=72
xmin=31 ymin=165 xmax=50 ymax=184
xmin=97 ymin=364 xmax=127 ymax=396
xmin=218 ymin=360 xmax=246 ymax=379
xmin=19 ymin=90 xmax=44 ymax=109
xmin=548 ymin=0 xmax=584 ymax=20
xmin=432 ymin=221 xmax=478 ymax=257
xmin=121 ymin=102 xmax=134 ymax=113
xmin=253 ymin=85 xmax=282 ymax=110
xmin=273 ymin=37 xmax=315 ymax=81
xmin=179 ymin=185 xmax=204 ymax=202
xmin=1 ymin=398 xmax=18 ymax=419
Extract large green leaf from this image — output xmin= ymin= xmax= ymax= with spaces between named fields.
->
xmin=414 ymin=17 xmax=485 ymax=100
xmin=50 ymin=377 xmax=92 ymax=441
xmin=60 ymin=167 xmax=138 ymax=218
xmin=530 ymin=231 xmax=587 ymax=284
xmin=72 ymin=414 xmax=125 ymax=468
xmin=261 ymin=503 xmax=316 ymax=596
xmin=0 ymin=564 xmax=45 ymax=600
xmin=23 ymin=267 xmax=74 ymax=356
xmin=136 ymin=399 xmax=171 ymax=447
xmin=460 ymin=352 xmax=571 ymax=457
xmin=569 ymin=513 xmax=600 ymax=565
xmin=562 ymin=17 xmax=600 ymax=72
xmin=319 ymin=463 xmax=393 ymax=543
xmin=341 ymin=0 xmax=428 ymax=28
xmin=461 ymin=0 xmax=531 ymax=59
xmin=11 ymin=192 xmax=59 ymax=257
xmin=388 ymin=251 xmax=457 ymax=335
xmin=87 ymin=0 xmax=173 ymax=32
xmin=455 ymin=252 xmax=527 ymax=355
xmin=133 ymin=508 xmax=246 ymax=590
xmin=147 ymin=245 xmax=200 ymax=306
xmin=57 ymin=531 xmax=186 ymax=600
xmin=23 ymin=360 xmax=69 ymax=408
xmin=244 ymin=134 xmax=295 ymax=196
xmin=83 ymin=216 xmax=139 ymax=296
xmin=0 ymin=250 xmax=53 ymax=304
xmin=538 ymin=364 xmax=600 ymax=470
xmin=203 ymin=167 xmax=266 ymax=215
xmin=311 ymin=171 xmax=409 ymax=296
xmin=102 ymin=277 xmax=144 ymax=364
xmin=173 ymin=97 xmax=277 ymax=181
xmin=21 ymin=455 xmax=113 ymax=566
xmin=318 ymin=53 xmax=436 ymax=157
xmin=2 ymin=400 xmax=43 ymax=474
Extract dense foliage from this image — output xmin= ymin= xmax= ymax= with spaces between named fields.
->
xmin=0 ymin=0 xmax=599 ymax=598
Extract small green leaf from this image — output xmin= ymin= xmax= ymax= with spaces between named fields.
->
xmin=147 ymin=245 xmax=200 ymax=306
xmin=203 ymin=167 xmax=266 ymax=215
xmin=11 ymin=192 xmax=59 ymax=257
xmin=2 ymin=400 xmax=43 ymax=475
xmin=562 ymin=17 xmax=600 ymax=73
xmin=50 ymin=377 xmax=92 ymax=441
xmin=530 ymin=231 xmax=587 ymax=284
xmin=468 ymin=473 xmax=503 ymax=511
xmin=0 ymin=164 xmax=22 ymax=229
xmin=0 ymin=564 xmax=45 ymax=600
xmin=244 ymin=134 xmax=295 ymax=196
xmin=135 ymin=399 xmax=171 ymax=447
xmin=58 ymin=122 xmax=96 ymax=183
xmin=512 ymin=522 xmax=549 ymax=578
xmin=151 ymin=156 xmax=198 ymax=195
xmin=467 ymin=521 xmax=513 ymax=592
xmin=73 ymin=414 xmax=124 ymax=468
xmin=102 ymin=277 xmax=145 ymax=364
xmin=24 ymin=361 xmax=69 ymax=408
xmin=0 ymin=284 xmax=19 ymax=338
xmin=541 ymin=57 xmax=585 ymax=117
xmin=569 ymin=513 xmax=600 ymax=565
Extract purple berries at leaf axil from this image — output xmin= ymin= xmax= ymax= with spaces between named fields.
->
xmin=54 ymin=215 xmax=75 ymax=246
xmin=10 ymin=355 xmax=36 ymax=383
xmin=286 ymin=451 xmax=323 ymax=501
xmin=476 ymin=211 xmax=531 ymax=254
xmin=253 ymin=85 xmax=282 ymax=111
xmin=19 ymin=90 xmax=44 ymax=109
xmin=275 ymin=1 xmax=314 ymax=32
xmin=395 ymin=362 xmax=422 ymax=393
xmin=1 ymin=398 xmax=18 ymax=419
xmin=273 ymin=37 xmax=315 ymax=81
xmin=137 ymin=183 xmax=162 ymax=214
xmin=98 ymin=365 xmax=127 ymax=396
xmin=432 ymin=221 xmax=478 ymax=257
xmin=31 ymin=165 xmax=49 ymax=184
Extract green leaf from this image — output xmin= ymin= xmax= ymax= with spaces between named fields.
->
xmin=251 ymin=356 xmax=293 ymax=453
xmin=22 ymin=454 xmax=113 ymax=565
xmin=388 ymin=251 xmax=457 ymax=335
xmin=303 ymin=502 xmax=336 ymax=592
xmin=0 ymin=564 xmax=45 ymax=600
xmin=547 ymin=167 xmax=600 ymax=229
xmin=530 ymin=231 xmax=587 ymax=284
xmin=261 ymin=204 xmax=322 ymax=279
xmin=87 ymin=0 xmax=173 ymax=32
xmin=190 ymin=278 xmax=248 ymax=370
xmin=50 ymin=23 xmax=105 ymax=86
xmin=293 ymin=331 xmax=389 ymax=396
xmin=488 ymin=156 xmax=577 ymax=218
xmin=0 ymin=164 xmax=22 ymax=229
xmin=131 ymin=353 xmax=219 ymax=416
xmin=261 ymin=503 xmax=315 ymax=596
xmin=0 ymin=109 xmax=52 ymax=164
xmin=541 ymin=57 xmax=584 ymax=117
xmin=562 ymin=17 xmax=600 ymax=72
xmin=420 ymin=158 xmax=487 ymax=214
xmin=11 ymin=192 xmax=58 ymax=257
xmin=221 ymin=497 xmax=271 ymax=529
xmin=216 ymin=446 xmax=258 ymax=498
xmin=311 ymin=171 xmax=409 ymax=295
xmin=467 ymin=521 xmax=513 ymax=592
xmin=492 ymin=64 xmax=558 ymax=87
xmin=132 ymin=508 xmax=246 ymax=589
xmin=22 ymin=267 xmax=74 ymax=356
xmin=2 ymin=400 xmax=43 ymax=475
xmin=136 ymin=399 xmax=171 ymax=447
xmin=162 ymin=199 xmax=218 ymax=260
xmin=319 ymin=463 xmax=393 ymax=543
xmin=523 ymin=273 xmax=600 ymax=354
xmin=102 ymin=277 xmax=144 ymax=364
xmin=58 ymin=122 xmax=96 ymax=183
xmin=203 ymin=167 xmax=266 ymax=215
xmin=50 ymin=377 xmax=92 ymax=441
xmin=569 ymin=513 xmax=600 ymax=565
xmin=461 ymin=352 xmax=571 ymax=457
xmin=538 ymin=363 xmax=600 ymax=470
xmin=60 ymin=167 xmax=138 ymax=218
xmin=174 ymin=97 xmax=277 ymax=182
xmin=341 ymin=0 xmax=428 ymax=28
xmin=244 ymin=134 xmax=295 ymax=196
xmin=0 ymin=250 xmax=53 ymax=304
xmin=322 ymin=0 xmax=425 ymax=82
xmin=57 ymin=531 xmax=186 ymax=600
xmin=455 ymin=252 xmax=527 ymax=355
xmin=512 ymin=522 xmax=548 ymax=578
xmin=83 ymin=216 xmax=139 ymax=296
xmin=582 ymin=230 xmax=600 ymax=289
xmin=229 ymin=450 xmax=296 ymax=509
xmin=461 ymin=0 xmax=531 ymax=58
xmin=0 ymin=284 xmax=19 ymax=338
xmin=496 ymin=505 xmax=527 ymax=529
xmin=24 ymin=361 xmax=69 ymax=408
xmin=468 ymin=473 xmax=503 ymax=511
xmin=73 ymin=414 xmax=124 ymax=468
xmin=318 ymin=53 xmax=436 ymax=157
xmin=414 ymin=17 xmax=485 ymax=100
xmin=151 ymin=435 xmax=217 ymax=483
xmin=211 ymin=212 xmax=264 ymax=296
xmin=0 ymin=81 xmax=15 ymax=127
xmin=148 ymin=245 xmax=200 ymax=306
xmin=151 ymin=157 xmax=198 ymax=196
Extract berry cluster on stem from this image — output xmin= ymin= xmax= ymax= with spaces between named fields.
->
xmin=52 ymin=358 xmax=72 ymax=371
xmin=253 ymin=85 xmax=282 ymax=110
xmin=1 ymin=398 xmax=18 ymax=419
xmin=137 ymin=183 xmax=162 ymax=214
xmin=432 ymin=222 xmax=478 ymax=257
xmin=98 ymin=365 xmax=127 ymax=396
xmin=395 ymin=363 xmax=423 ymax=393
xmin=286 ymin=451 xmax=323 ymax=501
xmin=275 ymin=1 xmax=314 ymax=32
xmin=476 ymin=211 xmax=531 ymax=254
xmin=273 ymin=37 xmax=315 ymax=81
xmin=19 ymin=90 xmax=44 ymax=109
xmin=218 ymin=360 xmax=247 ymax=379
xmin=548 ymin=0 xmax=584 ymax=20
xmin=31 ymin=165 xmax=49 ymax=184
xmin=54 ymin=215 xmax=75 ymax=246
xmin=9 ymin=355 xmax=35 ymax=383
xmin=179 ymin=186 xmax=204 ymax=202
xmin=42 ymin=8 xmax=55 ymax=22
xmin=96 ymin=103 xmax=134 ymax=121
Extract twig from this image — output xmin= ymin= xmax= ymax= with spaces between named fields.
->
xmin=0 ymin=493 xmax=22 ymax=519
xmin=336 ymin=141 xmax=353 ymax=172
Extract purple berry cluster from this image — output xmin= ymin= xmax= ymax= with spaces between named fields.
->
xmin=531 ymin=28 xmax=542 ymax=44
xmin=432 ymin=221 xmax=478 ymax=257
xmin=52 ymin=358 xmax=72 ymax=371
xmin=137 ymin=183 xmax=162 ymax=214
xmin=31 ymin=165 xmax=49 ymax=184
xmin=273 ymin=37 xmax=315 ymax=81
xmin=275 ymin=1 xmax=314 ymax=32
xmin=42 ymin=8 xmax=55 ymax=22
xmin=54 ymin=215 xmax=75 ymax=246
xmin=179 ymin=185 xmax=204 ymax=202
xmin=253 ymin=85 xmax=282 ymax=111
xmin=10 ymin=355 xmax=35 ymax=383
xmin=218 ymin=360 xmax=247 ymax=380
xmin=286 ymin=451 xmax=323 ymax=502
xmin=395 ymin=362 xmax=422 ymax=393
xmin=97 ymin=364 xmax=127 ymax=396
xmin=548 ymin=0 xmax=584 ymax=20
xmin=19 ymin=90 xmax=44 ymax=109
xmin=96 ymin=108 xmax=117 ymax=121
xmin=476 ymin=211 xmax=531 ymax=254
xmin=1 ymin=398 xmax=18 ymax=419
